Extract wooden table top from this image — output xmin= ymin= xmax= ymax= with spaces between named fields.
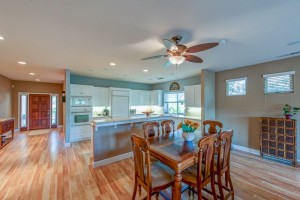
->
xmin=148 ymin=131 xmax=204 ymax=171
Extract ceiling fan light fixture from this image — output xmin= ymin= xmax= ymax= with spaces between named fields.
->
xmin=168 ymin=55 xmax=185 ymax=65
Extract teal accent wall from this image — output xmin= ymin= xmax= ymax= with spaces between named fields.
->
xmin=71 ymin=74 xmax=152 ymax=90
xmin=151 ymin=75 xmax=201 ymax=91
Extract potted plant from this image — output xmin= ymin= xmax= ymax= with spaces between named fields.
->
xmin=177 ymin=120 xmax=200 ymax=141
xmin=283 ymin=104 xmax=300 ymax=119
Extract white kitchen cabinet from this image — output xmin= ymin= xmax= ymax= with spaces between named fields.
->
xmin=92 ymin=87 xmax=101 ymax=106
xmin=151 ymin=90 xmax=163 ymax=106
xmin=130 ymin=90 xmax=140 ymax=106
xmin=184 ymin=85 xmax=201 ymax=108
xmin=194 ymin=85 xmax=201 ymax=107
xmin=92 ymin=87 xmax=109 ymax=107
xmin=139 ymin=91 xmax=145 ymax=105
xmin=100 ymin=87 xmax=109 ymax=106
xmin=144 ymin=91 xmax=151 ymax=105
xmin=70 ymin=125 xmax=92 ymax=142
xmin=70 ymin=84 xmax=93 ymax=96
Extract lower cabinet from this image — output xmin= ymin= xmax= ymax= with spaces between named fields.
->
xmin=70 ymin=125 xmax=92 ymax=142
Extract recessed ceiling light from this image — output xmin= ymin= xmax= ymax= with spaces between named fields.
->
xmin=29 ymin=72 xmax=35 ymax=76
xmin=110 ymin=63 xmax=116 ymax=66
xmin=0 ymin=36 xmax=4 ymax=40
xmin=35 ymin=79 xmax=40 ymax=82
xmin=143 ymin=69 xmax=149 ymax=72
xmin=18 ymin=61 xmax=27 ymax=65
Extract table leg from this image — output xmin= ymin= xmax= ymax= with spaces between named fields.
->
xmin=172 ymin=170 xmax=182 ymax=200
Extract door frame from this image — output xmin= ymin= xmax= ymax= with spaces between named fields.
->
xmin=18 ymin=92 xmax=59 ymax=131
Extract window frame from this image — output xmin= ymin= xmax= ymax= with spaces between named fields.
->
xmin=164 ymin=91 xmax=185 ymax=115
xmin=226 ymin=77 xmax=247 ymax=96
xmin=263 ymin=71 xmax=295 ymax=94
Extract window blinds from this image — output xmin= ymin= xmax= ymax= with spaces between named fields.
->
xmin=263 ymin=71 xmax=295 ymax=94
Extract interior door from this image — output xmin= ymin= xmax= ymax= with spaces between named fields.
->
xmin=29 ymin=94 xmax=51 ymax=130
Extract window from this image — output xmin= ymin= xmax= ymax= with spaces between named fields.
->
xmin=164 ymin=92 xmax=185 ymax=114
xmin=263 ymin=71 xmax=295 ymax=94
xmin=51 ymin=95 xmax=58 ymax=127
xmin=20 ymin=94 xmax=28 ymax=130
xmin=226 ymin=77 xmax=247 ymax=96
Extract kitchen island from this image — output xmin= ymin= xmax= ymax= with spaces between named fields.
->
xmin=91 ymin=114 xmax=201 ymax=168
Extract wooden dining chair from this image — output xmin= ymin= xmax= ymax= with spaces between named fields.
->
xmin=203 ymin=120 xmax=223 ymax=135
xmin=161 ymin=120 xmax=175 ymax=134
xmin=131 ymin=133 xmax=174 ymax=200
xmin=143 ymin=122 xmax=160 ymax=139
xmin=181 ymin=134 xmax=218 ymax=200
xmin=215 ymin=130 xmax=234 ymax=200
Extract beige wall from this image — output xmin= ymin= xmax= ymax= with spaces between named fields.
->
xmin=0 ymin=74 xmax=12 ymax=118
xmin=12 ymin=80 xmax=63 ymax=129
xmin=216 ymin=56 xmax=300 ymax=160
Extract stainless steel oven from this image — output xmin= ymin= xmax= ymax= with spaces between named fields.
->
xmin=70 ymin=107 xmax=93 ymax=126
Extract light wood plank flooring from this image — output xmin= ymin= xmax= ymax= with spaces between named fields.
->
xmin=0 ymin=128 xmax=299 ymax=200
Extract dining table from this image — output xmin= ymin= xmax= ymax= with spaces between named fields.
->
xmin=148 ymin=130 xmax=204 ymax=200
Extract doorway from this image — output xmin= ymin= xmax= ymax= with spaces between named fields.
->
xmin=19 ymin=93 xmax=59 ymax=131
xmin=29 ymin=94 xmax=50 ymax=130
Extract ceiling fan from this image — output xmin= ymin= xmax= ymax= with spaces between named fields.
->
xmin=141 ymin=36 xmax=219 ymax=68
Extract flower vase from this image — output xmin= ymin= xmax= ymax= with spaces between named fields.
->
xmin=182 ymin=132 xmax=195 ymax=141
xmin=285 ymin=114 xmax=293 ymax=119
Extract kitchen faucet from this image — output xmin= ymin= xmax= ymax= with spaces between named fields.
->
xmin=168 ymin=107 xmax=176 ymax=113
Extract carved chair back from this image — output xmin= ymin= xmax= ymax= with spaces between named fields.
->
xmin=161 ymin=120 xmax=175 ymax=134
xmin=203 ymin=120 xmax=223 ymax=135
xmin=143 ymin=122 xmax=160 ymax=139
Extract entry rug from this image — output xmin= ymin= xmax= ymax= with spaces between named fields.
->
xmin=27 ymin=129 xmax=51 ymax=136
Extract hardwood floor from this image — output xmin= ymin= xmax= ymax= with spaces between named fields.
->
xmin=0 ymin=128 xmax=299 ymax=200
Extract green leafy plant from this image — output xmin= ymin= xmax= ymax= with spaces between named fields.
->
xmin=283 ymin=104 xmax=300 ymax=116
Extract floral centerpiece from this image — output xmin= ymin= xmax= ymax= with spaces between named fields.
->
xmin=177 ymin=120 xmax=200 ymax=141
xmin=283 ymin=104 xmax=300 ymax=119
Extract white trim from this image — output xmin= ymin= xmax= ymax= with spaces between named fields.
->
xmin=92 ymin=152 xmax=133 ymax=168
xmin=263 ymin=70 xmax=295 ymax=78
xmin=232 ymin=144 xmax=260 ymax=155
xmin=14 ymin=128 xmax=20 ymax=133
xmin=226 ymin=77 xmax=247 ymax=96
xmin=64 ymin=142 xmax=71 ymax=147
xmin=225 ymin=77 xmax=247 ymax=82
xmin=57 ymin=125 xmax=63 ymax=128
xmin=18 ymin=92 xmax=60 ymax=130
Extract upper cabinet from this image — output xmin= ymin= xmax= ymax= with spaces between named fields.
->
xmin=92 ymin=87 xmax=109 ymax=107
xmin=70 ymin=84 xmax=93 ymax=96
xmin=151 ymin=90 xmax=163 ymax=106
xmin=184 ymin=85 xmax=201 ymax=108
xmin=130 ymin=90 xmax=162 ymax=106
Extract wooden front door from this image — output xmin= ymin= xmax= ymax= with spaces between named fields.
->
xmin=29 ymin=94 xmax=50 ymax=130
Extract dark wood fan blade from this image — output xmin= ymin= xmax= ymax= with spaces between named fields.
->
xmin=163 ymin=39 xmax=178 ymax=51
xmin=141 ymin=55 xmax=168 ymax=60
xmin=164 ymin=60 xmax=172 ymax=68
xmin=186 ymin=42 xmax=219 ymax=53
xmin=184 ymin=55 xmax=203 ymax=63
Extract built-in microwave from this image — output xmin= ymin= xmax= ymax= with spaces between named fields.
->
xmin=70 ymin=107 xmax=93 ymax=126
xmin=71 ymin=97 xmax=92 ymax=107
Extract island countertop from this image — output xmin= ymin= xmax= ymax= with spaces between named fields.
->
xmin=92 ymin=114 xmax=170 ymax=128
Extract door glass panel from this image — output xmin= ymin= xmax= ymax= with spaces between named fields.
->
xmin=20 ymin=95 xmax=28 ymax=128
xmin=51 ymin=96 xmax=57 ymax=125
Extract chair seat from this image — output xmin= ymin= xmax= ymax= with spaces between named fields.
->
xmin=182 ymin=164 xmax=205 ymax=185
xmin=150 ymin=162 xmax=174 ymax=189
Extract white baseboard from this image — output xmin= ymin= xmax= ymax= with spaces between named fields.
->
xmin=14 ymin=128 xmax=20 ymax=132
xmin=64 ymin=142 xmax=71 ymax=147
xmin=232 ymin=144 xmax=260 ymax=155
xmin=93 ymin=152 xmax=133 ymax=168
xmin=57 ymin=125 xmax=63 ymax=128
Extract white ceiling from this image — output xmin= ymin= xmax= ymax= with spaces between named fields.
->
xmin=0 ymin=0 xmax=300 ymax=84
